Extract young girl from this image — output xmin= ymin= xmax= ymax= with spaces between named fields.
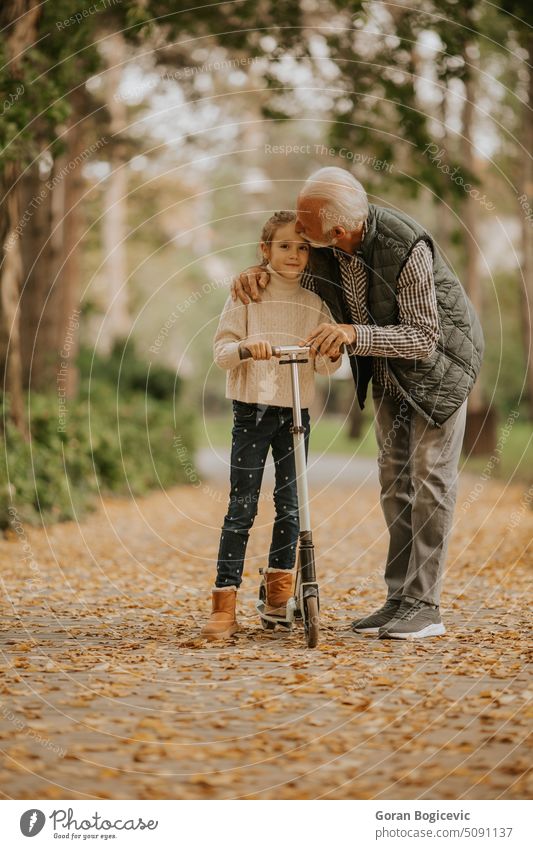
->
xmin=201 ymin=211 xmax=341 ymax=639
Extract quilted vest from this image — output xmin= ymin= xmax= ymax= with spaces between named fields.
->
xmin=308 ymin=204 xmax=484 ymax=427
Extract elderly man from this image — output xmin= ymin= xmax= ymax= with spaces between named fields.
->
xmin=232 ymin=167 xmax=484 ymax=639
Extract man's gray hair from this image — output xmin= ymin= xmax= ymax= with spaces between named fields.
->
xmin=300 ymin=167 xmax=369 ymax=234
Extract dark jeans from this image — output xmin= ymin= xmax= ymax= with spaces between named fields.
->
xmin=215 ymin=400 xmax=310 ymax=588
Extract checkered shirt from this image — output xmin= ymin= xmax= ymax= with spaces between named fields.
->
xmin=304 ymin=222 xmax=440 ymax=402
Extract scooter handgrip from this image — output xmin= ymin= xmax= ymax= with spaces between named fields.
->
xmin=240 ymin=346 xmax=280 ymax=360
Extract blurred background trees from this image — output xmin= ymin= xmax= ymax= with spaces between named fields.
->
xmin=1 ymin=0 xmax=531 ymax=527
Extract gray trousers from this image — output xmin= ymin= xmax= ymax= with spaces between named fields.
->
xmin=372 ymin=384 xmax=467 ymax=606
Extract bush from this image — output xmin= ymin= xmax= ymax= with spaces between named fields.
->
xmin=0 ymin=343 xmax=196 ymax=529
xmin=77 ymin=340 xmax=179 ymax=400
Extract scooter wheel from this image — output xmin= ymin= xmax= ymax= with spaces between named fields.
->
xmin=303 ymin=595 xmax=319 ymax=648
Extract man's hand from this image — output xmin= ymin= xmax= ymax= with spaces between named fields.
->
xmin=302 ymin=323 xmax=356 ymax=358
xmin=240 ymin=340 xmax=273 ymax=360
xmin=231 ymin=266 xmax=270 ymax=304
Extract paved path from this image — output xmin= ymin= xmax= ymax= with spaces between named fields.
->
xmin=0 ymin=459 xmax=531 ymax=800
xmin=196 ymin=446 xmax=378 ymax=486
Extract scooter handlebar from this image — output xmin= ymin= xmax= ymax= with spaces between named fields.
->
xmin=239 ymin=344 xmax=311 ymax=360
xmin=272 ymin=345 xmax=311 ymax=357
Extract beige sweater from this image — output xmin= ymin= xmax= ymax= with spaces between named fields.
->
xmin=213 ymin=266 xmax=341 ymax=407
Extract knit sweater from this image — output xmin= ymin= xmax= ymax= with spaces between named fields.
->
xmin=213 ymin=265 xmax=341 ymax=407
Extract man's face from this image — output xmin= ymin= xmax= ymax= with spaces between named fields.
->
xmin=295 ymin=196 xmax=337 ymax=248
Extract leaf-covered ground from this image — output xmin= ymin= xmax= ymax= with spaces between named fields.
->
xmin=0 ymin=471 xmax=531 ymax=800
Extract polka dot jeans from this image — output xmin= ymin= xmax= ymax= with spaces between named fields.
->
xmin=215 ymin=400 xmax=310 ymax=588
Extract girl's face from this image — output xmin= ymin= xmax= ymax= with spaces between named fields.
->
xmin=261 ymin=222 xmax=310 ymax=279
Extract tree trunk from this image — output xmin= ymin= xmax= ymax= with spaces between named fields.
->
xmin=460 ymin=46 xmax=484 ymax=414
xmin=53 ymin=88 xmax=87 ymax=398
xmin=0 ymin=0 xmax=41 ymax=432
xmin=348 ymin=402 xmax=363 ymax=439
xmin=0 ymin=162 xmax=26 ymax=434
xmin=519 ymin=32 xmax=533 ymax=421
xmin=437 ymin=82 xmax=455 ymax=260
xmin=0 ymin=0 xmax=40 ymax=57
xmin=96 ymin=32 xmax=131 ymax=354
xmin=458 ymin=42 xmax=497 ymax=456
xmin=20 ymin=87 xmax=89 ymax=396
xmin=19 ymin=159 xmax=59 ymax=391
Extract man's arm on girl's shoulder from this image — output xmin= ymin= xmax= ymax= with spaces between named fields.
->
xmin=213 ymin=294 xmax=248 ymax=369
xmin=230 ymin=267 xmax=270 ymax=304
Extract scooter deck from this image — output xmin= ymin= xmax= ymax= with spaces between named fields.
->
xmin=256 ymin=598 xmax=296 ymax=628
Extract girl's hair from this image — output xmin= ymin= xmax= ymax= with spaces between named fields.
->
xmin=259 ymin=210 xmax=296 ymax=267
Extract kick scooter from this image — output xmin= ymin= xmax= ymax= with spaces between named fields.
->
xmin=240 ymin=344 xmax=320 ymax=648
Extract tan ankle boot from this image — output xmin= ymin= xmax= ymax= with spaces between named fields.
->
xmin=265 ymin=568 xmax=293 ymax=616
xmin=201 ymin=587 xmax=238 ymax=639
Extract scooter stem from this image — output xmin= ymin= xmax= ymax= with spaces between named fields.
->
xmin=287 ymin=357 xmax=311 ymax=533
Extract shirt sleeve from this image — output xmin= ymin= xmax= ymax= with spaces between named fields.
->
xmin=347 ymin=241 xmax=440 ymax=359
xmin=313 ymin=299 xmax=343 ymax=376
xmin=213 ymin=294 xmax=248 ymax=369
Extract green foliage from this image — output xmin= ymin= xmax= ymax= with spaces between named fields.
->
xmin=0 ymin=1 xmax=101 ymax=170
xmin=323 ymin=0 xmax=468 ymax=198
xmin=140 ymin=0 xmax=304 ymax=44
xmin=0 ymin=344 xmax=196 ymax=530
xmin=78 ymin=340 xmax=180 ymax=401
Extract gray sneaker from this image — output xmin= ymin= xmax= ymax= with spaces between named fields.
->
xmin=351 ymin=597 xmax=402 ymax=634
xmin=379 ymin=597 xmax=445 ymax=639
